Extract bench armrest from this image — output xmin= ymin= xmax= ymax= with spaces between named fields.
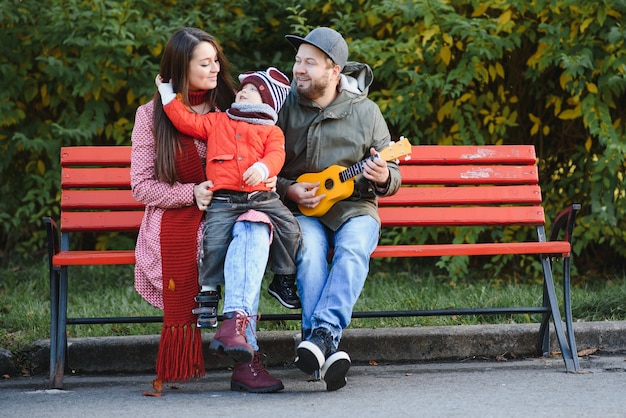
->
xmin=43 ymin=217 xmax=60 ymax=262
xmin=548 ymin=203 xmax=581 ymax=244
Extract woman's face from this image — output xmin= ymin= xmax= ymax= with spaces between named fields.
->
xmin=188 ymin=41 xmax=220 ymax=91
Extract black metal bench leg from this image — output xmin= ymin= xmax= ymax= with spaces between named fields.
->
xmin=49 ymin=267 xmax=60 ymax=387
xmin=50 ymin=267 xmax=69 ymax=389
xmin=541 ymin=255 xmax=579 ymax=372
xmin=536 ymin=277 xmax=551 ymax=357
xmin=562 ymin=256 xmax=580 ymax=370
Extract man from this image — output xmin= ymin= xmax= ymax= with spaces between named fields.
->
xmin=277 ymin=27 xmax=402 ymax=391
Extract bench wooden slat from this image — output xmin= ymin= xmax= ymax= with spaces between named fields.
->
xmin=60 ymin=211 xmax=143 ymax=231
xmin=52 ymin=250 xmax=135 ymax=266
xmin=398 ymin=165 xmax=538 ymax=185
xmin=62 ymin=167 xmax=131 ymax=187
xmin=378 ymin=185 xmax=542 ymax=206
xmin=61 ymin=146 xmax=131 ymax=166
xmin=62 ymin=190 xmax=143 ymax=210
xmin=51 ymin=240 xmax=572 ymax=266
xmin=372 ymin=241 xmax=570 ymax=258
xmin=58 ymin=145 xmax=536 ymax=167
xmin=400 ymin=145 xmax=536 ymax=164
xmin=378 ymin=206 xmax=545 ymax=227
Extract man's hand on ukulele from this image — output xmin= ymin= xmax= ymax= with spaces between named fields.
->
xmin=289 ymin=181 xmax=325 ymax=210
xmin=362 ymin=147 xmax=390 ymax=186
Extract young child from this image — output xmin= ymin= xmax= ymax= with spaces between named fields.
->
xmin=156 ymin=68 xmax=301 ymax=341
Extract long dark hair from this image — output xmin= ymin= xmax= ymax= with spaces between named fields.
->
xmin=153 ymin=28 xmax=236 ymax=184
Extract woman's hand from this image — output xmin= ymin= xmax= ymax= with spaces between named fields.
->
xmin=194 ymin=180 xmax=214 ymax=210
xmin=265 ymin=175 xmax=277 ymax=191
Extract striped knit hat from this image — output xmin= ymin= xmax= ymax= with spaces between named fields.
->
xmin=238 ymin=67 xmax=291 ymax=114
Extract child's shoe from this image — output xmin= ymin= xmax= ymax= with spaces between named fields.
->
xmin=192 ymin=289 xmax=220 ymax=328
xmin=268 ymin=274 xmax=301 ymax=309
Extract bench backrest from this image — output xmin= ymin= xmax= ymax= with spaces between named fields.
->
xmin=58 ymin=144 xmax=543 ymax=236
xmin=378 ymin=144 xmax=544 ymax=227
xmin=59 ymin=146 xmax=142 ymax=233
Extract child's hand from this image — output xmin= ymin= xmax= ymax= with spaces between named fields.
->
xmin=243 ymin=166 xmax=262 ymax=186
xmin=156 ymin=77 xmax=176 ymax=105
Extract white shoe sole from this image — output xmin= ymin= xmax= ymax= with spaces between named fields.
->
xmin=294 ymin=341 xmax=325 ymax=374
xmin=267 ymin=288 xmax=300 ymax=309
xmin=321 ymin=351 xmax=351 ymax=391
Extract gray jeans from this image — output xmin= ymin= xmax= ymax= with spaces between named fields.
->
xmin=198 ymin=190 xmax=301 ymax=287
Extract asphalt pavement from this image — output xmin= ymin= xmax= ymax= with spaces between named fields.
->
xmin=2 ymin=353 xmax=625 ymax=417
xmin=2 ymin=321 xmax=625 ymax=417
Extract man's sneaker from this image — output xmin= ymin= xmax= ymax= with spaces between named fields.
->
xmin=321 ymin=351 xmax=351 ymax=391
xmin=192 ymin=289 xmax=220 ymax=328
xmin=268 ymin=274 xmax=301 ymax=309
xmin=294 ymin=327 xmax=332 ymax=374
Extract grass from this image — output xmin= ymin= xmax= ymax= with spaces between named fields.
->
xmin=1 ymin=259 xmax=626 ymax=355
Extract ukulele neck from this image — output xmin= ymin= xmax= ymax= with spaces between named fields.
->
xmin=338 ymin=155 xmax=377 ymax=183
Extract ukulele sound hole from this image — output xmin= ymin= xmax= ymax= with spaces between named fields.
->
xmin=324 ymin=178 xmax=334 ymax=190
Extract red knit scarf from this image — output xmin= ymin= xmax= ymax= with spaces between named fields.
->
xmin=156 ymin=92 xmax=208 ymax=382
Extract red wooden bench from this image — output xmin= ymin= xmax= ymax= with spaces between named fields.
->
xmin=44 ymin=144 xmax=580 ymax=389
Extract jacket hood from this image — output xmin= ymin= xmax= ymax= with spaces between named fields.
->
xmin=339 ymin=61 xmax=374 ymax=96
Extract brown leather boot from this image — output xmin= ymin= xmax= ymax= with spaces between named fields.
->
xmin=231 ymin=352 xmax=284 ymax=393
xmin=209 ymin=311 xmax=254 ymax=363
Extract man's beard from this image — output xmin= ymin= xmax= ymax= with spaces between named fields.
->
xmin=296 ymin=74 xmax=330 ymax=101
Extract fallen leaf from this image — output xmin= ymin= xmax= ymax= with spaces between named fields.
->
xmin=142 ymin=391 xmax=162 ymax=397
xmin=496 ymin=355 xmax=508 ymax=362
xmin=2 ymin=374 xmax=10 ymax=379
xmin=369 ymin=360 xmax=378 ymax=366
xmin=577 ymin=347 xmax=599 ymax=357
xmin=405 ymin=373 xmax=413 ymax=376
xmin=152 ymin=378 xmax=163 ymax=392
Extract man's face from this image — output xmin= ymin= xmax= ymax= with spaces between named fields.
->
xmin=292 ymin=43 xmax=336 ymax=101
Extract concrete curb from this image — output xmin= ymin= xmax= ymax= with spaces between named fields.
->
xmin=16 ymin=320 xmax=626 ymax=376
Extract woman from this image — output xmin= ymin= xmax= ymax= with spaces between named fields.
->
xmin=130 ymin=27 xmax=283 ymax=393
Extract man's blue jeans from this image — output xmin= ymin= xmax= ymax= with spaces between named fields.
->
xmin=295 ymin=215 xmax=380 ymax=351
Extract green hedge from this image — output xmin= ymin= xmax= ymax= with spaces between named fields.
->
xmin=1 ymin=0 xmax=624 ymax=279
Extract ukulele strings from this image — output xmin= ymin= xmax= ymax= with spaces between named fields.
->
xmin=339 ymin=155 xmax=378 ymax=183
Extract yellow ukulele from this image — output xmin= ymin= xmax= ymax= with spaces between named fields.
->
xmin=296 ymin=137 xmax=412 ymax=217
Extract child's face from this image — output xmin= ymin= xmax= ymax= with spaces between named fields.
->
xmin=235 ymin=83 xmax=263 ymax=105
